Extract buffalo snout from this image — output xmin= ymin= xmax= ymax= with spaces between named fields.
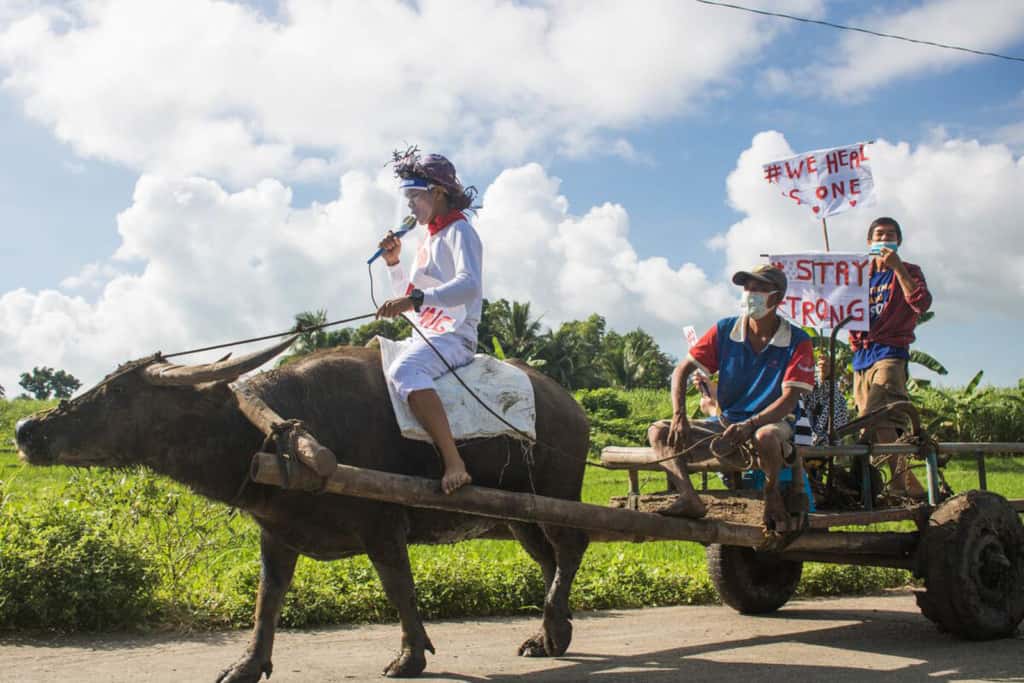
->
xmin=15 ymin=416 xmax=53 ymax=465
xmin=15 ymin=416 xmax=33 ymax=444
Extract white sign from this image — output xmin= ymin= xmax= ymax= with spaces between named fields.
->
xmin=762 ymin=142 xmax=876 ymax=219
xmin=768 ymin=253 xmax=871 ymax=331
xmin=683 ymin=325 xmax=698 ymax=347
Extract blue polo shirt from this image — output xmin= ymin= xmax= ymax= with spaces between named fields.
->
xmin=688 ymin=316 xmax=815 ymax=423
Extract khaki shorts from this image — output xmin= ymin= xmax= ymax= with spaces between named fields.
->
xmin=651 ymin=417 xmax=794 ymax=462
xmin=853 ymin=358 xmax=910 ymax=434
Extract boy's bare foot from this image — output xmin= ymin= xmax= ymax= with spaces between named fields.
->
xmin=441 ymin=468 xmax=472 ymax=495
xmin=657 ymin=494 xmax=707 ymax=519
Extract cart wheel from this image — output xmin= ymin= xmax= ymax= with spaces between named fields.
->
xmin=916 ymin=490 xmax=1024 ymax=640
xmin=706 ymin=544 xmax=802 ymax=614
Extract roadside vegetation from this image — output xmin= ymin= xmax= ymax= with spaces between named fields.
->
xmin=2 ymin=381 xmax=1021 ymax=632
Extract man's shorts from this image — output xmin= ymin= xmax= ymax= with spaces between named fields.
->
xmin=650 ymin=416 xmax=795 ymax=461
xmin=853 ymin=358 xmax=910 ymax=434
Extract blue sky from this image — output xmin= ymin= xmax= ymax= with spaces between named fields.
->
xmin=1 ymin=0 xmax=1023 ymax=392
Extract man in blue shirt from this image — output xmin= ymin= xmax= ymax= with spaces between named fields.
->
xmin=649 ymin=265 xmax=814 ymax=531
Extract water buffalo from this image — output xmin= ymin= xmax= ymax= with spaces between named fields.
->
xmin=15 ymin=338 xmax=590 ymax=680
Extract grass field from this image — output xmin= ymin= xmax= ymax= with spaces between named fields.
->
xmin=2 ymin=397 xmax=1021 ymax=632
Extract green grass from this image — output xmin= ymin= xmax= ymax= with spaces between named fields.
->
xmin=2 ymin=393 xmax=1022 ymax=633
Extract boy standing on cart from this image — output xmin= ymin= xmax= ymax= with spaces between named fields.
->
xmin=851 ymin=217 xmax=932 ymax=497
xmin=648 ymin=264 xmax=815 ymax=531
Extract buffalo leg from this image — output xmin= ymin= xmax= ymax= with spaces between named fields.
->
xmin=362 ymin=519 xmax=434 ymax=678
xmin=510 ymin=522 xmax=557 ymax=656
xmin=217 ymin=530 xmax=298 ymax=683
xmin=514 ymin=523 xmax=588 ymax=657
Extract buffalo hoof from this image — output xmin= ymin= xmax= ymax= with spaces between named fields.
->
xmin=518 ymin=619 xmax=572 ymax=658
xmin=517 ymin=632 xmax=548 ymax=657
xmin=383 ymin=648 xmax=427 ymax=678
xmin=216 ymin=653 xmax=272 ymax=683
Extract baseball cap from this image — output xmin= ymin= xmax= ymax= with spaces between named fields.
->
xmin=732 ymin=264 xmax=787 ymax=295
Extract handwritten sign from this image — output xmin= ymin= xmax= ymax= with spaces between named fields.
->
xmin=763 ymin=142 xmax=876 ymax=220
xmin=768 ymin=253 xmax=870 ymax=331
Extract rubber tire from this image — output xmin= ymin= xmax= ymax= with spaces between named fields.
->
xmin=706 ymin=544 xmax=803 ymax=614
xmin=915 ymin=490 xmax=1024 ymax=640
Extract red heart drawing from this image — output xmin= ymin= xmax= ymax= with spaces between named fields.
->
xmin=812 ymin=206 xmax=820 ymax=214
xmin=850 ymin=200 xmax=858 ymax=207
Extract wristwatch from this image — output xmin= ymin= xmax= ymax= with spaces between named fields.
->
xmin=410 ymin=288 xmax=424 ymax=312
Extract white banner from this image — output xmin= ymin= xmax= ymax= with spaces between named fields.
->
xmin=768 ymin=253 xmax=870 ymax=331
xmin=763 ymin=142 xmax=876 ymax=219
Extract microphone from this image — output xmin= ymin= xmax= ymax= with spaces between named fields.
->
xmin=367 ymin=215 xmax=417 ymax=265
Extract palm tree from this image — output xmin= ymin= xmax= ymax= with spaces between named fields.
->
xmin=483 ymin=299 xmax=543 ymax=360
xmin=278 ymin=309 xmax=352 ymax=365
xmin=600 ymin=330 xmax=673 ymax=390
xmin=534 ymin=315 xmax=607 ymax=390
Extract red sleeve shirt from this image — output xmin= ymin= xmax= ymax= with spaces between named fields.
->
xmin=687 ymin=325 xmax=719 ymax=375
xmin=783 ymin=338 xmax=815 ymax=392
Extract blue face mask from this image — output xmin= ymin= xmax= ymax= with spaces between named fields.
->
xmin=869 ymin=241 xmax=899 ymax=255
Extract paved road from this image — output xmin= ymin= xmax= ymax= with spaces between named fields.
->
xmin=2 ymin=591 xmax=1021 ymax=682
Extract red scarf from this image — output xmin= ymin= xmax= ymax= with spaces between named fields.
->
xmin=428 ymin=209 xmax=465 ymax=236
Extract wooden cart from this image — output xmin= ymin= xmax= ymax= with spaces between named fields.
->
xmin=250 ymin=436 xmax=1024 ymax=642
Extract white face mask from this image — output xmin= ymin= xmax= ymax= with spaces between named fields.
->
xmin=740 ymin=290 xmax=775 ymax=320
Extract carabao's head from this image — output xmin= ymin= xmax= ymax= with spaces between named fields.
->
xmin=15 ymin=336 xmax=296 ymax=468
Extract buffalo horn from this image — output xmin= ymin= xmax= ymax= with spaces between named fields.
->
xmin=144 ymin=335 xmax=298 ymax=386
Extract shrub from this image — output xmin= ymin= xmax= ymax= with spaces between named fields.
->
xmin=0 ymin=504 xmax=157 ymax=631
xmin=577 ymin=388 xmax=631 ymax=419
xmin=797 ymin=563 xmax=911 ymax=597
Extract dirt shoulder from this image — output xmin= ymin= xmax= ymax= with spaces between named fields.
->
xmin=2 ymin=591 xmax=1021 ymax=682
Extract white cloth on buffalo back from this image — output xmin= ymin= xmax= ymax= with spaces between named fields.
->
xmin=378 ymin=336 xmax=536 ymax=443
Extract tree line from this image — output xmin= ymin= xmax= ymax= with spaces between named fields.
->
xmin=282 ymin=299 xmax=675 ymax=391
xmin=0 ymin=305 xmax=951 ymax=401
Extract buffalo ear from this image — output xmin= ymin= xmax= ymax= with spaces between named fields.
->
xmin=143 ymin=335 xmax=297 ymax=386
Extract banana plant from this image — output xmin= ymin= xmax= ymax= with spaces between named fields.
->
xmin=916 ymin=370 xmax=1022 ymax=440
xmin=492 ymin=336 xmax=546 ymax=368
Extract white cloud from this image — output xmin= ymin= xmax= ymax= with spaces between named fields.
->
xmin=59 ymin=262 xmax=121 ymax=290
xmin=713 ymin=131 xmax=1024 ymax=322
xmin=476 ymin=163 xmax=733 ymax=337
xmin=782 ymin=0 xmax=1024 ymax=99
xmin=4 ymin=133 xmax=1023 ymax=394
xmin=0 ymin=162 xmax=735 ymax=393
xmin=992 ymin=121 xmax=1024 ymax=152
xmin=0 ymin=167 xmax=398 ymax=394
xmin=0 ymin=0 xmax=824 ymax=185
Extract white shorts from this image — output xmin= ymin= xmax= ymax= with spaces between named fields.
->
xmin=385 ymin=335 xmax=476 ymax=402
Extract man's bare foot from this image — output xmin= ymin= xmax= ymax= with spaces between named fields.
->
xmin=441 ymin=468 xmax=472 ymax=495
xmin=762 ymin=491 xmax=790 ymax=532
xmin=658 ymin=494 xmax=707 ymax=519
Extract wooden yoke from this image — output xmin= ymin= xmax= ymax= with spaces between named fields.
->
xmin=231 ymin=382 xmax=338 ymax=478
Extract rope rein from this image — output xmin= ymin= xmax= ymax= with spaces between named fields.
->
xmin=158 ymin=260 xmax=725 ymax=483
xmin=162 ymin=312 xmax=377 ymax=359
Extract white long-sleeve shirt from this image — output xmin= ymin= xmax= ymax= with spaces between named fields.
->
xmin=387 ymin=217 xmax=483 ymax=347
